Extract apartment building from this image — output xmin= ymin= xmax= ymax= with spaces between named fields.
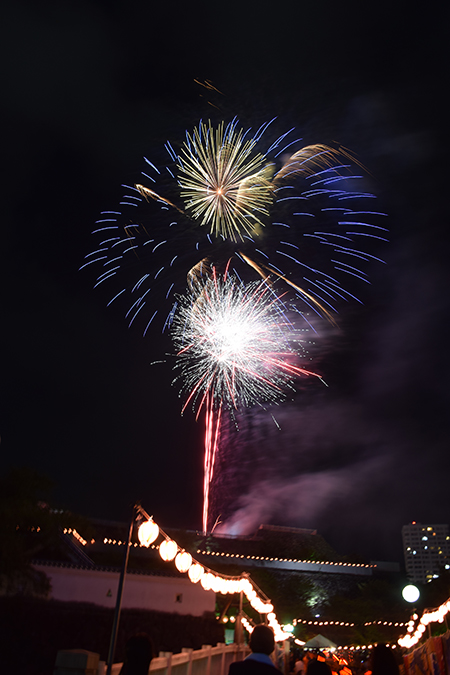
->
xmin=402 ymin=522 xmax=450 ymax=583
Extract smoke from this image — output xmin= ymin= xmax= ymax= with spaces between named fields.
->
xmin=211 ymin=232 xmax=450 ymax=562
xmin=215 ymin=453 xmax=391 ymax=537
xmin=213 ymin=395 xmax=400 ymax=556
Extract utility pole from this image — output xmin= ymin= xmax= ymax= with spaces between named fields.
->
xmin=106 ymin=505 xmax=136 ymax=675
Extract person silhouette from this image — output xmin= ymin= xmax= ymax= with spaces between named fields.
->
xmin=119 ymin=633 xmax=154 ymax=675
xmin=228 ymin=625 xmax=282 ymax=675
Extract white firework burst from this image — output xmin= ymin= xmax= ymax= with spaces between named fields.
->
xmin=171 ymin=269 xmax=322 ymax=414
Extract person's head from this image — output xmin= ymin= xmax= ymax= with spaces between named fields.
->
xmin=370 ymin=644 xmax=399 ymax=675
xmin=306 ymin=658 xmax=332 ymax=675
xmin=123 ymin=633 xmax=154 ymax=675
xmin=249 ymin=624 xmax=275 ymax=655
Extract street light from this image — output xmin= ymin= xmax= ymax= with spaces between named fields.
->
xmin=402 ymin=584 xmax=420 ymax=603
xmin=106 ymin=504 xmax=157 ymax=675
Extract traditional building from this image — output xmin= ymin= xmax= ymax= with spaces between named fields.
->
xmin=30 ymin=516 xmax=400 ymax=624
xmin=33 ymin=560 xmax=214 ymax=615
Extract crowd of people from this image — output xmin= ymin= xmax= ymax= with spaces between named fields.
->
xmin=291 ymin=641 xmax=400 ymax=675
xmin=117 ymin=625 xmax=400 ymax=675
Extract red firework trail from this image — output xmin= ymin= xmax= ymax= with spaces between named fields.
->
xmin=203 ymin=396 xmax=222 ymax=534
xmin=171 ymin=269 xmax=324 ymax=532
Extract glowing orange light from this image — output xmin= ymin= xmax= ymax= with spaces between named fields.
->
xmin=188 ymin=563 xmax=204 ymax=583
xmin=159 ymin=539 xmax=178 ymax=561
xmin=201 ymin=572 xmax=215 ymax=591
xmin=175 ymin=551 xmax=192 ymax=573
xmin=138 ymin=520 xmax=159 ymax=547
xmin=212 ymin=575 xmax=224 ymax=593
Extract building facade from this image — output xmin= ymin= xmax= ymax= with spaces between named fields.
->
xmin=33 ymin=561 xmax=216 ymax=615
xmin=402 ymin=522 xmax=450 ymax=583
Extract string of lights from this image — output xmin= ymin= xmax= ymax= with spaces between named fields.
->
xmin=302 ymin=644 xmax=398 ymax=652
xmin=62 ymin=526 xmax=406 ymax=637
xmin=135 ymin=511 xmax=290 ymax=641
xmin=398 ymin=597 xmax=450 ymax=649
xmin=196 ymin=549 xmax=374 ymax=569
xmin=294 ymin=618 xmax=407 ymax=628
xmin=60 ymin=519 xmax=450 ymax=650
xmin=62 ymin=527 xmax=89 ymax=546
xmin=99 ymin=538 xmax=374 ymax=570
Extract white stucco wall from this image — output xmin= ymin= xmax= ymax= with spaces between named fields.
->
xmin=34 ymin=564 xmax=215 ymax=616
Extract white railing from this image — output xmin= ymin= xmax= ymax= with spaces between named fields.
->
xmin=103 ymin=642 xmax=251 ymax=675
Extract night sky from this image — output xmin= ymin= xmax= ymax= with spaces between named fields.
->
xmin=1 ymin=1 xmax=448 ymax=565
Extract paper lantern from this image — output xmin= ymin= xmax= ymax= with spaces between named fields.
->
xmin=175 ymin=550 xmax=192 ymax=573
xmin=201 ymin=572 xmax=215 ymax=591
xmin=138 ymin=520 xmax=159 ymax=547
xmin=188 ymin=563 xmax=204 ymax=583
xmin=211 ymin=575 xmax=224 ymax=593
xmin=230 ymin=580 xmax=240 ymax=594
xmin=218 ymin=578 xmax=229 ymax=594
xmin=239 ymin=578 xmax=252 ymax=594
xmin=159 ymin=539 xmax=177 ymax=561
xmin=246 ymin=588 xmax=257 ymax=601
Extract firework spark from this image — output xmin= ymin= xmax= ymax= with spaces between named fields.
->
xmin=171 ymin=269 xmax=322 ymax=414
xmin=83 ymin=118 xmax=386 ymax=532
xmin=84 ymin=118 xmax=387 ymax=336
xmin=178 ymin=121 xmax=274 ymax=241
xmin=171 ymin=268 xmax=323 ymax=532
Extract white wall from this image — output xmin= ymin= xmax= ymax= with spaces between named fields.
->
xmin=34 ymin=563 xmax=215 ymax=616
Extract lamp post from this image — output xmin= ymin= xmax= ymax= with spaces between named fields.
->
xmin=105 ymin=504 xmax=160 ymax=674
xmin=106 ymin=504 xmax=137 ymax=675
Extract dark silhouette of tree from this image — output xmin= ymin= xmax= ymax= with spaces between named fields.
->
xmin=0 ymin=466 xmax=92 ymax=596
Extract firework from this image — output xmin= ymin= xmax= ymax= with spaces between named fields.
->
xmin=178 ymin=121 xmax=274 ymax=241
xmin=82 ymin=118 xmax=387 ymax=533
xmin=172 ymin=269 xmax=321 ymax=414
xmin=83 ymin=118 xmax=387 ymax=336
xmin=171 ymin=268 xmax=323 ymax=532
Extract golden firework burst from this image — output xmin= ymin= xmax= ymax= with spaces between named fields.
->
xmin=177 ymin=121 xmax=274 ymax=241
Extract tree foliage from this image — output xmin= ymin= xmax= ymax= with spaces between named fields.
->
xmin=0 ymin=466 xmax=92 ymax=596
